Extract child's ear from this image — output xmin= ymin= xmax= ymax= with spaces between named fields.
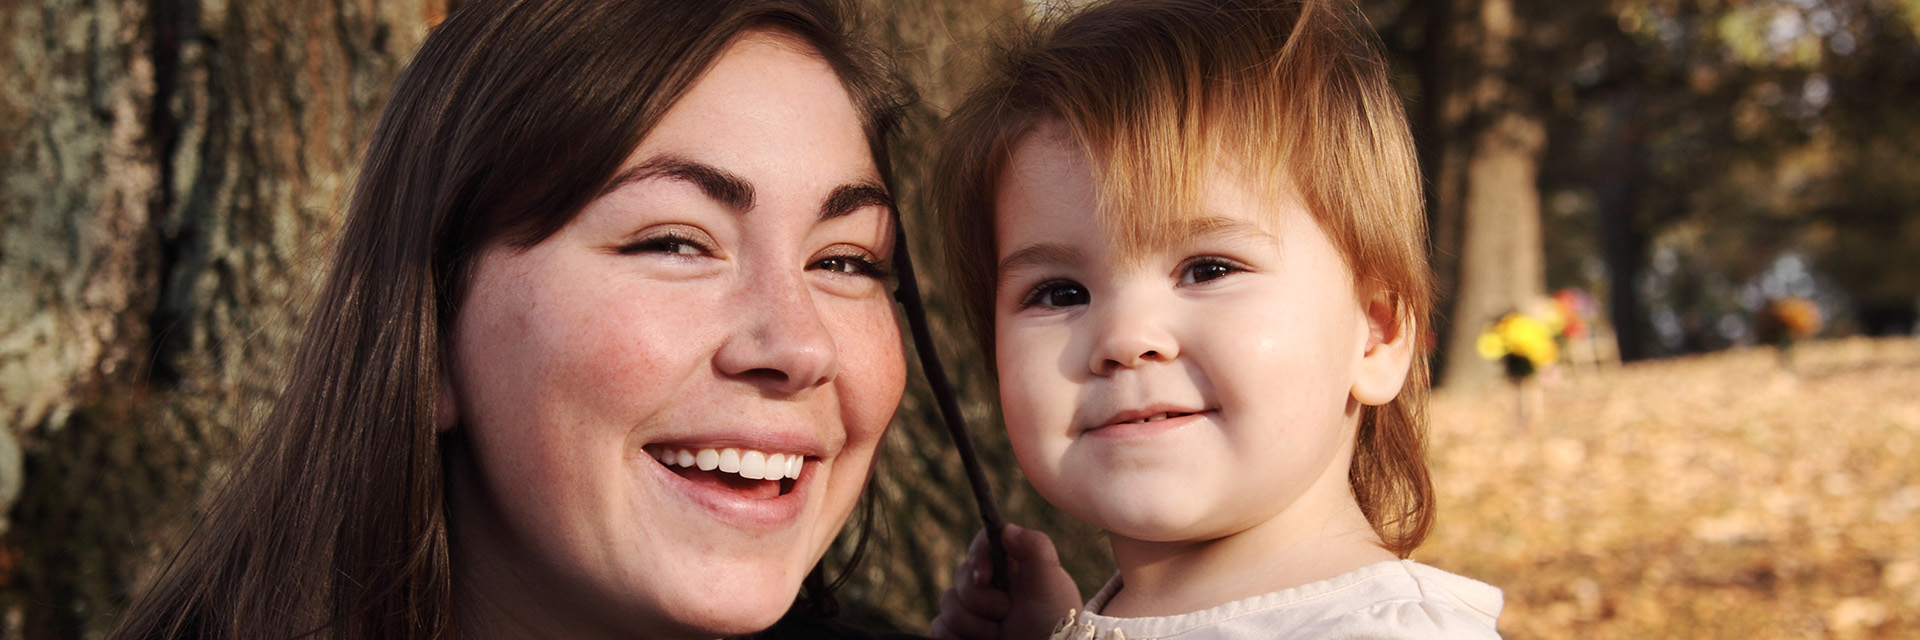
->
xmin=436 ymin=366 xmax=460 ymax=433
xmin=1352 ymin=288 xmax=1415 ymax=407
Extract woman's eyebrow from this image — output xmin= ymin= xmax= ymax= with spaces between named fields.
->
xmin=601 ymin=155 xmax=755 ymax=212
xmin=600 ymin=155 xmax=887 ymax=222
xmin=820 ymin=183 xmax=894 ymax=221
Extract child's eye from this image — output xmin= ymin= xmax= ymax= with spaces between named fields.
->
xmin=1020 ymin=280 xmax=1090 ymax=309
xmin=1179 ymin=257 xmax=1243 ymax=285
xmin=618 ymin=231 xmax=712 ymax=257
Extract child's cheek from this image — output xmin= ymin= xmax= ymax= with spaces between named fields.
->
xmin=996 ymin=335 xmax=1075 ymax=483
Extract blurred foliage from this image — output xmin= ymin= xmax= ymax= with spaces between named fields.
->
xmin=1371 ymin=0 xmax=1920 ymax=359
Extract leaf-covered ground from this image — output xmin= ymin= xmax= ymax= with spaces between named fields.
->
xmin=1420 ymin=337 xmax=1920 ymax=638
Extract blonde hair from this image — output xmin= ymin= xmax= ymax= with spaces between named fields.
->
xmin=931 ymin=0 xmax=1435 ymax=556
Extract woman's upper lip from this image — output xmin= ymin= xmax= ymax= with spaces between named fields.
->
xmin=643 ymin=430 xmax=831 ymax=458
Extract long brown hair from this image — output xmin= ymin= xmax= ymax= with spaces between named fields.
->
xmin=931 ymin=0 xmax=1436 ymax=556
xmin=109 ymin=1 xmax=911 ymax=638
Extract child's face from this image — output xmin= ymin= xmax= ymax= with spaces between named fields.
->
xmin=992 ymin=127 xmax=1387 ymax=545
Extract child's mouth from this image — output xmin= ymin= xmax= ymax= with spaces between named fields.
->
xmin=1114 ymin=411 xmax=1196 ymax=425
xmin=645 ymin=445 xmax=802 ymax=499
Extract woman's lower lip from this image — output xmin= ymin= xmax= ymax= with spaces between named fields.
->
xmin=645 ymin=456 xmax=810 ymax=528
xmin=1080 ymin=412 xmax=1206 ymax=439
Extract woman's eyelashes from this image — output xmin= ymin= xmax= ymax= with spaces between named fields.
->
xmin=809 ymin=251 xmax=892 ymax=281
xmin=614 ymin=230 xmax=890 ymax=282
xmin=617 ymin=229 xmax=713 ymax=257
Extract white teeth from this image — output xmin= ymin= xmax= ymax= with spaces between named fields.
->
xmin=647 ymin=445 xmax=804 ymax=482
xmin=740 ymin=451 xmax=767 ymax=480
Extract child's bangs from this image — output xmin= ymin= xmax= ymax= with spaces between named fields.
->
xmin=1078 ymin=100 xmax=1300 ymax=264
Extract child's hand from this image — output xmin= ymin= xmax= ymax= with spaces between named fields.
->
xmin=931 ymin=524 xmax=1082 ymax=640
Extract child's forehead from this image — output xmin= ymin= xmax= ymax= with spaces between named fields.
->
xmin=993 ymin=123 xmax=1306 ymax=263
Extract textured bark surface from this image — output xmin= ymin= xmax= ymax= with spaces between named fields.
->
xmin=1423 ymin=0 xmax=1548 ymax=390
xmin=0 ymin=1 xmax=434 ymax=636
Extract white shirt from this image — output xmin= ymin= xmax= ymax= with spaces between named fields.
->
xmin=1047 ymin=560 xmax=1503 ymax=640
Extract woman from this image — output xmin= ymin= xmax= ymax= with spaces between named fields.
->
xmin=110 ymin=1 xmax=915 ymax=637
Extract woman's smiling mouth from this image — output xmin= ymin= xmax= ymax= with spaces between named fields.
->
xmin=644 ymin=445 xmax=807 ymax=499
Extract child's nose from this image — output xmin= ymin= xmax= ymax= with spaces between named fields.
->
xmin=1086 ymin=300 xmax=1179 ymax=375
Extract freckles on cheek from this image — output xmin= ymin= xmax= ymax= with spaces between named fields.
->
xmin=831 ymin=303 xmax=905 ymax=429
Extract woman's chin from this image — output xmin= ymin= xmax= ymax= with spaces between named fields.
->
xmin=655 ymin=580 xmax=803 ymax=638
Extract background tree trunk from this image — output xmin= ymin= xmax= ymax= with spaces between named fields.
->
xmin=1422 ymin=0 xmax=1548 ymax=390
xmin=0 ymin=1 xmax=436 ymax=636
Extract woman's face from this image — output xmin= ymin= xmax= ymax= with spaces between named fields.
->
xmin=444 ymin=31 xmax=905 ymax=638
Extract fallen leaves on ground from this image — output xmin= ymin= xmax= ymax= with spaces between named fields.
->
xmin=1421 ymin=336 xmax=1920 ymax=639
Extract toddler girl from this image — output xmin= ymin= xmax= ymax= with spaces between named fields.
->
xmin=927 ymin=0 xmax=1502 ymax=638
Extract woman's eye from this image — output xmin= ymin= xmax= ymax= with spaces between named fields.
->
xmin=1180 ymin=258 xmax=1240 ymax=285
xmin=1021 ymin=280 xmax=1090 ymax=309
xmin=620 ymin=233 xmax=710 ymax=256
xmin=811 ymin=255 xmax=886 ymax=279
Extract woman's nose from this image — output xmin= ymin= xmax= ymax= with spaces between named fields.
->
xmin=1086 ymin=292 xmax=1179 ymax=376
xmin=713 ymin=271 xmax=839 ymax=396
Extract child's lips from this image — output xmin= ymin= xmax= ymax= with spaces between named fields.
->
xmin=1102 ymin=405 xmax=1208 ymax=426
xmin=1080 ymin=406 xmax=1213 ymax=437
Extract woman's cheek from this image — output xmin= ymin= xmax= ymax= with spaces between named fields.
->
xmin=841 ymin=297 xmax=906 ymax=418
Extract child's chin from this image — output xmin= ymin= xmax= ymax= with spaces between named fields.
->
xmin=1081 ymin=500 xmax=1218 ymax=543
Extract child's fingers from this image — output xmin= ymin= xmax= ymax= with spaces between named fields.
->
xmin=1002 ymin=524 xmax=1062 ymax=569
xmin=933 ymin=587 xmax=1003 ymax=640
xmin=955 ymin=573 xmax=1012 ymax=619
xmin=1004 ymin=524 xmax=1078 ymax=598
xmin=966 ymin=527 xmax=995 ymax=586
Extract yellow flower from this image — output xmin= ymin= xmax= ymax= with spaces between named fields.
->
xmin=1478 ymin=312 xmax=1561 ymax=369
xmin=1498 ymin=314 xmax=1560 ymax=368
xmin=1477 ymin=332 xmax=1507 ymax=360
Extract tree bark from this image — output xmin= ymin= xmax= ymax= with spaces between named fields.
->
xmin=1423 ymin=0 xmax=1548 ymax=390
xmin=0 ymin=1 xmax=435 ymax=636
xmin=1595 ymin=92 xmax=1652 ymax=362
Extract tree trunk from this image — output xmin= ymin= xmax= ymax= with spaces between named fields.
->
xmin=0 ymin=1 xmax=435 ymax=636
xmin=1424 ymin=0 xmax=1548 ymax=390
xmin=1594 ymin=93 xmax=1654 ymax=363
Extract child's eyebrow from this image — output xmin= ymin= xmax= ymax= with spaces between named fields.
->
xmin=997 ymin=242 xmax=1082 ymax=279
xmin=1182 ymin=216 xmax=1277 ymax=244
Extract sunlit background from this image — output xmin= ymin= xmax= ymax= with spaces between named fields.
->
xmin=0 ymin=0 xmax=1914 ymax=638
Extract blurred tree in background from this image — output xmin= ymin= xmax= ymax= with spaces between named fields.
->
xmin=1 ymin=0 xmax=433 ymax=636
xmin=0 ymin=0 xmax=1916 ymax=637
xmin=1371 ymin=0 xmax=1920 ymax=379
